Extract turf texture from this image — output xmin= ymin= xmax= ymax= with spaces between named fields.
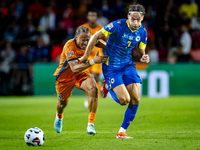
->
xmin=0 ymin=96 xmax=200 ymax=150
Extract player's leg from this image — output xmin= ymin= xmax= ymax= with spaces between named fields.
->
xmin=113 ymin=84 xmax=130 ymax=105
xmin=54 ymin=81 xmax=74 ymax=133
xmin=80 ymin=77 xmax=98 ymax=135
xmin=54 ymin=99 xmax=68 ymax=133
xmin=84 ymin=64 xmax=101 ymax=108
xmin=84 ymin=67 xmax=91 ymax=108
xmin=117 ymin=83 xmax=140 ymax=138
xmin=104 ymin=74 xmax=131 ymax=105
xmin=116 ymin=66 xmax=142 ymax=138
xmin=93 ymin=73 xmax=101 ymax=98
xmin=84 ymin=73 xmax=100 ymax=108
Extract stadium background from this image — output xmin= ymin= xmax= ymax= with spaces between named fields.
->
xmin=0 ymin=0 xmax=200 ymax=149
xmin=0 ymin=0 xmax=200 ymax=96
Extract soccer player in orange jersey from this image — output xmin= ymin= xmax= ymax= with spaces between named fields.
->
xmin=53 ymin=26 xmax=107 ymax=135
xmin=80 ymin=10 xmax=107 ymax=108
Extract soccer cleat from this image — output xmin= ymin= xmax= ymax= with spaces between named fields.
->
xmin=100 ymin=79 xmax=108 ymax=98
xmin=54 ymin=115 xmax=63 ymax=133
xmin=86 ymin=124 xmax=96 ymax=135
xmin=116 ymin=132 xmax=133 ymax=139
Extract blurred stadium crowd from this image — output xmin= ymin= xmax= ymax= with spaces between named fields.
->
xmin=0 ymin=0 xmax=200 ymax=95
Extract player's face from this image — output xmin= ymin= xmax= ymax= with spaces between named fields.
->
xmin=75 ymin=32 xmax=90 ymax=49
xmin=87 ymin=12 xmax=98 ymax=23
xmin=128 ymin=13 xmax=144 ymax=30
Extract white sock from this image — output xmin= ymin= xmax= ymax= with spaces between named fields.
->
xmin=119 ymin=127 xmax=126 ymax=133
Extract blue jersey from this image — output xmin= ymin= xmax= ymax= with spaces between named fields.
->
xmin=101 ymin=19 xmax=147 ymax=69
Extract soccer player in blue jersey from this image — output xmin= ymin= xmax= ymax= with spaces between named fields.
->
xmin=80 ymin=4 xmax=150 ymax=138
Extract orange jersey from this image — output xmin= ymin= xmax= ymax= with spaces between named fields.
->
xmin=53 ymin=38 xmax=91 ymax=82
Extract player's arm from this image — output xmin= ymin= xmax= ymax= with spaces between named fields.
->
xmin=139 ymin=29 xmax=150 ymax=63
xmin=69 ymin=51 xmax=108 ymax=73
xmin=139 ymin=48 xmax=150 ymax=63
xmin=79 ymin=30 xmax=105 ymax=63
xmin=95 ymin=39 xmax=106 ymax=49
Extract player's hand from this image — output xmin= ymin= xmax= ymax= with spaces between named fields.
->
xmin=140 ymin=54 xmax=150 ymax=63
xmin=93 ymin=51 xmax=108 ymax=64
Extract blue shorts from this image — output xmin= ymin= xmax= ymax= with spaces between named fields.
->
xmin=102 ymin=64 xmax=142 ymax=90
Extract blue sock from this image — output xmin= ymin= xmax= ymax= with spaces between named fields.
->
xmin=108 ymin=87 xmax=121 ymax=105
xmin=121 ymin=103 xmax=139 ymax=130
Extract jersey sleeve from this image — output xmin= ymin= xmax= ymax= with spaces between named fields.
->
xmin=101 ymin=21 xmax=119 ymax=37
xmin=63 ymin=44 xmax=78 ymax=62
xmin=139 ymin=28 xmax=147 ymax=50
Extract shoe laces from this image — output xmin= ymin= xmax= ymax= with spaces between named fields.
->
xmin=56 ymin=119 xmax=61 ymax=126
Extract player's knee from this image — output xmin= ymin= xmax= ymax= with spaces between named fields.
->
xmin=59 ymin=100 xmax=68 ymax=108
xmin=87 ymin=85 xmax=98 ymax=97
xmin=118 ymin=96 xmax=130 ymax=105
xmin=133 ymin=97 xmax=140 ymax=104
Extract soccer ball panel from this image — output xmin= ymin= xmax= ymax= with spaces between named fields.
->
xmin=24 ymin=127 xmax=45 ymax=146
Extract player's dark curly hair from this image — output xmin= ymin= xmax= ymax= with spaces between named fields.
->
xmin=75 ymin=26 xmax=91 ymax=36
xmin=128 ymin=4 xmax=146 ymax=16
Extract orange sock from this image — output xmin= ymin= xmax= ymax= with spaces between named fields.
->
xmin=57 ymin=112 xmax=63 ymax=119
xmin=88 ymin=113 xmax=96 ymax=124
xmin=97 ymin=82 xmax=101 ymax=98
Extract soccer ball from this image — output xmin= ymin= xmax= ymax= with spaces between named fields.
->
xmin=24 ymin=127 xmax=45 ymax=146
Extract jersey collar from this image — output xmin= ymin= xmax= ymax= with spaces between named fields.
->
xmin=126 ymin=20 xmax=141 ymax=32
xmin=74 ymin=38 xmax=83 ymax=49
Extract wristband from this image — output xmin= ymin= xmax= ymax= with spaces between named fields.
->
xmin=89 ymin=59 xmax=95 ymax=65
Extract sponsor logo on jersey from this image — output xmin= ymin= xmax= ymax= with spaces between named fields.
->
xmin=135 ymin=36 xmax=140 ymax=41
xmin=68 ymin=51 xmax=74 ymax=57
xmin=122 ymin=34 xmax=126 ymax=38
xmin=129 ymin=36 xmax=133 ymax=40
xmin=117 ymin=21 xmax=121 ymax=24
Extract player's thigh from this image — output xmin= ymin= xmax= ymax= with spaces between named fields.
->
xmin=113 ymin=84 xmax=130 ymax=101
xmin=80 ymin=77 xmax=98 ymax=97
xmin=104 ymin=72 xmax=130 ymax=101
xmin=56 ymin=80 xmax=74 ymax=101
xmin=126 ymin=83 xmax=140 ymax=104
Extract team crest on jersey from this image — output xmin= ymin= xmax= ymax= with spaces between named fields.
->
xmin=129 ymin=36 xmax=133 ymax=40
xmin=135 ymin=36 xmax=140 ymax=41
xmin=107 ymin=23 xmax=113 ymax=30
xmin=117 ymin=21 xmax=121 ymax=24
xmin=68 ymin=51 xmax=74 ymax=57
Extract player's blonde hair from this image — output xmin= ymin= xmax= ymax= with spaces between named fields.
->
xmin=75 ymin=26 xmax=91 ymax=36
xmin=128 ymin=4 xmax=145 ymax=16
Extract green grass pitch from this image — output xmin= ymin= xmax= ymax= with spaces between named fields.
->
xmin=0 ymin=96 xmax=200 ymax=150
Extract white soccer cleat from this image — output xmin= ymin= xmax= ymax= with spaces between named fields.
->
xmin=86 ymin=124 xmax=96 ymax=136
xmin=54 ymin=114 xmax=63 ymax=133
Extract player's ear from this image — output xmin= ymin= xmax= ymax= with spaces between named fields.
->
xmin=141 ymin=15 xmax=144 ymax=21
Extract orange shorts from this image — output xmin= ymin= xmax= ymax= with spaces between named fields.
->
xmin=55 ymin=71 xmax=93 ymax=101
